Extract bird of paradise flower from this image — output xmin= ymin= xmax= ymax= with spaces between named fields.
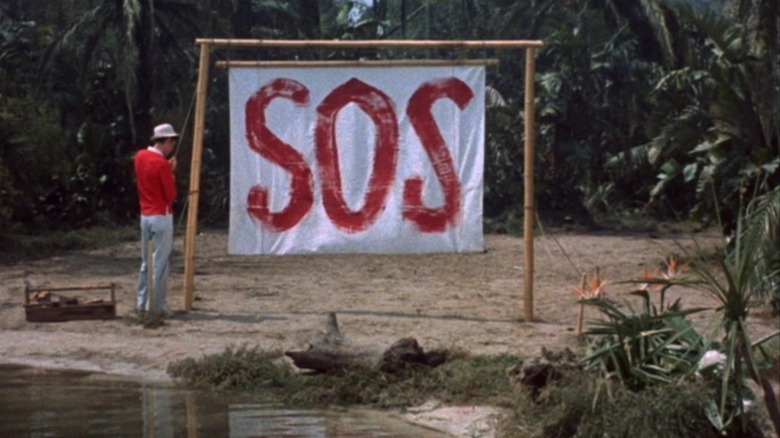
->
xmin=632 ymin=256 xmax=691 ymax=313
xmin=572 ymin=267 xmax=608 ymax=335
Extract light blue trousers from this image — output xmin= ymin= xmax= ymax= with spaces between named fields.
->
xmin=137 ymin=214 xmax=173 ymax=312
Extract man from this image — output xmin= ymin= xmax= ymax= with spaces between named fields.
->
xmin=134 ymin=123 xmax=178 ymax=314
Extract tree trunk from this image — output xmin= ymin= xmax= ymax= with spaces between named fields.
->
xmin=133 ymin=0 xmax=155 ymax=144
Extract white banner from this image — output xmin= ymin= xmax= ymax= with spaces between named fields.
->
xmin=228 ymin=65 xmax=485 ymax=254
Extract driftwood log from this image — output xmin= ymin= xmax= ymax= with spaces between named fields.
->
xmin=285 ymin=313 xmax=446 ymax=374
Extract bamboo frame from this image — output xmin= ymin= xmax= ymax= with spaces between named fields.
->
xmin=183 ymin=39 xmax=543 ymax=321
xmin=216 ymin=59 xmax=500 ymax=69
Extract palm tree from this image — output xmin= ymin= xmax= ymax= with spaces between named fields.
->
xmin=729 ymin=0 xmax=778 ymax=160
xmin=44 ymin=0 xmax=200 ymax=144
xmin=0 ymin=5 xmax=65 ymax=231
xmin=596 ymin=0 xmax=684 ymax=67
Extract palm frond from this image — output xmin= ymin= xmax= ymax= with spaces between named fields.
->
xmin=744 ymin=185 xmax=780 ymax=301
xmin=44 ymin=3 xmax=107 ymax=76
xmin=605 ymin=144 xmax=648 ymax=172
xmin=694 ymin=163 xmax=717 ymax=197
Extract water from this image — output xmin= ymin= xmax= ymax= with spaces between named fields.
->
xmin=0 ymin=365 xmax=443 ymax=437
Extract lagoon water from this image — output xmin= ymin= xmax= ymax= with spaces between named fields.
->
xmin=0 ymin=365 xmax=442 ymax=437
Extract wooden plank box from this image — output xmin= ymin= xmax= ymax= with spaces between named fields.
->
xmin=24 ymin=284 xmax=116 ymax=323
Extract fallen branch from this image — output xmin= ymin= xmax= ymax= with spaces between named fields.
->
xmin=285 ymin=312 xmax=446 ymax=374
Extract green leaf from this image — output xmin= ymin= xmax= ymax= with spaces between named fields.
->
xmin=761 ymin=158 xmax=780 ymax=174
xmin=689 ymin=140 xmax=718 ymax=154
xmin=683 ymin=163 xmax=698 ymax=182
xmin=660 ymin=158 xmax=681 ymax=176
xmin=704 ymin=399 xmax=725 ymax=431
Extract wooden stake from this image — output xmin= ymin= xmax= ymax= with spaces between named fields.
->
xmin=183 ymin=42 xmax=211 ymax=311
xmin=186 ymin=393 xmax=198 ymax=438
xmin=577 ymin=273 xmax=587 ymax=336
xmin=147 ymin=240 xmax=154 ymax=312
xmin=523 ymin=47 xmax=537 ymax=322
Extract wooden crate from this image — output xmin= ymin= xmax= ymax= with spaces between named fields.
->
xmin=24 ymin=284 xmax=116 ymax=322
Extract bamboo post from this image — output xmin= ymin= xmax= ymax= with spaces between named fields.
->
xmin=183 ymin=42 xmax=211 ymax=311
xmin=523 ymin=47 xmax=537 ymax=322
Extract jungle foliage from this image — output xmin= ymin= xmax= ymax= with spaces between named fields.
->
xmin=0 ymin=0 xmax=777 ymax=238
xmin=167 ymin=341 xmax=775 ymax=437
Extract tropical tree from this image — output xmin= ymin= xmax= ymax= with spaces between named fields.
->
xmin=0 ymin=0 xmax=774 ymax=235
xmin=509 ymin=1 xmax=664 ymax=220
xmin=44 ymin=0 xmax=200 ymax=144
xmin=0 ymin=4 xmax=67 ymax=232
xmin=635 ymin=0 xmax=778 ymax=232
xmin=20 ymin=0 xmax=204 ymax=227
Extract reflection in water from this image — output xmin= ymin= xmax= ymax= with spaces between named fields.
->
xmin=0 ymin=365 xmax=440 ymax=437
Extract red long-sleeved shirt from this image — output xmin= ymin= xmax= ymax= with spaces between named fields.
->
xmin=134 ymin=148 xmax=177 ymax=215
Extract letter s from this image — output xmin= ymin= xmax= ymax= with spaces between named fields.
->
xmin=404 ymin=78 xmax=473 ymax=232
xmin=245 ymin=78 xmax=314 ymax=231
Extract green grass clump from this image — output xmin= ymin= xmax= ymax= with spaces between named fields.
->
xmin=167 ymin=345 xmax=518 ymax=409
xmin=508 ymin=372 xmax=769 ymax=438
xmin=167 ymin=345 xmax=294 ymax=391
xmin=288 ymin=353 xmax=520 ymax=408
xmin=167 ymin=346 xmax=772 ymax=437
xmin=124 ymin=310 xmax=168 ymax=329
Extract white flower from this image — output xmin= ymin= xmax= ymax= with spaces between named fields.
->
xmin=697 ymin=350 xmax=727 ymax=371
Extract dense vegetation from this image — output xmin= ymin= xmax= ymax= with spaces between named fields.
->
xmin=0 ymin=0 xmax=776 ymax=236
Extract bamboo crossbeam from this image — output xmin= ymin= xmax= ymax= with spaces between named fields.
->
xmin=196 ymin=38 xmax=544 ymax=50
xmin=216 ymin=59 xmax=500 ymax=69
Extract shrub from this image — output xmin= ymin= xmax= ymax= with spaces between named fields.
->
xmin=514 ymin=371 xmax=765 ymax=438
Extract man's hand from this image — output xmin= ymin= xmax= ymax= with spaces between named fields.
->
xmin=169 ymin=157 xmax=178 ymax=172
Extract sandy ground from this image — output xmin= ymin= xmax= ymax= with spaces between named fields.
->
xmin=1 ymin=228 xmax=777 ymax=435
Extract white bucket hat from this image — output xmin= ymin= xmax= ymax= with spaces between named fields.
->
xmin=151 ymin=123 xmax=179 ymax=141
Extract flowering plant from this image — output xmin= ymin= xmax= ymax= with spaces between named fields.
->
xmin=572 ymin=268 xmax=608 ymax=300
xmin=580 ymin=259 xmax=706 ymax=391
